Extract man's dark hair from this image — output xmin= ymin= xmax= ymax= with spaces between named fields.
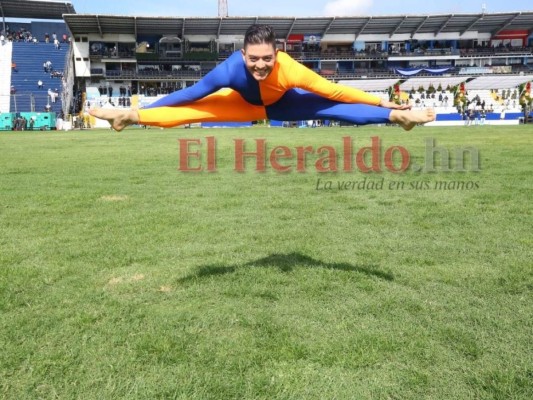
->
xmin=244 ymin=24 xmax=276 ymax=49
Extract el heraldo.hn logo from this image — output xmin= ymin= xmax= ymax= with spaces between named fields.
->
xmin=176 ymin=136 xmax=480 ymax=174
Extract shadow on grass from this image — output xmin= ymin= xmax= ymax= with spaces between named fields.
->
xmin=178 ymin=252 xmax=393 ymax=284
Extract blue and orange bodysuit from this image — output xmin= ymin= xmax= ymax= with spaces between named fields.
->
xmin=137 ymin=51 xmax=392 ymax=127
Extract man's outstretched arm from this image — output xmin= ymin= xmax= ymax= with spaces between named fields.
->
xmin=278 ymin=52 xmax=409 ymax=109
xmin=143 ymin=52 xmax=240 ymax=109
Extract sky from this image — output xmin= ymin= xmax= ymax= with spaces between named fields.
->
xmin=67 ymin=0 xmax=531 ymax=17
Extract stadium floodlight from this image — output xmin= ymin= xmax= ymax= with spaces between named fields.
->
xmin=219 ymin=0 xmax=228 ymax=18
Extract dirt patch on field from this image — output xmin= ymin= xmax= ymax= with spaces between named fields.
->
xmin=107 ymin=274 xmax=145 ymax=286
xmin=131 ymin=273 xmax=145 ymax=281
xmin=107 ymin=277 xmax=124 ymax=285
xmin=100 ymin=195 xmax=129 ymax=202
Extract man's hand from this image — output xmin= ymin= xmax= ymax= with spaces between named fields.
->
xmin=379 ymin=99 xmax=411 ymax=110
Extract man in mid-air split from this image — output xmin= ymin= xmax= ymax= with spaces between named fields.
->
xmin=90 ymin=24 xmax=435 ymax=131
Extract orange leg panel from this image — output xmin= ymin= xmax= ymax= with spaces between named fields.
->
xmin=138 ymin=89 xmax=267 ymax=128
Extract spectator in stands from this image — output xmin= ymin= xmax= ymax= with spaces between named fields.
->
xmin=11 ymin=62 xmax=18 ymax=73
xmin=38 ymin=80 xmax=44 ymax=89
xmin=91 ymin=24 xmax=435 ymax=131
xmin=44 ymin=60 xmax=53 ymax=73
xmin=0 ymin=33 xmax=5 ymax=46
xmin=48 ymin=89 xmax=57 ymax=103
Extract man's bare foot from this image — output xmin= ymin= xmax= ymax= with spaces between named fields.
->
xmin=89 ymin=108 xmax=139 ymax=131
xmin=390 ymin=108 xmax=436 ymax=131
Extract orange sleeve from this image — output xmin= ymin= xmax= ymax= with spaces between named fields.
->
xmin=276 ymin=52 xmax=382 ymax=106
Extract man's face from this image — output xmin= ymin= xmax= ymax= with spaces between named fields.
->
xmin=242 ymin=43 xmax=277 ymax=81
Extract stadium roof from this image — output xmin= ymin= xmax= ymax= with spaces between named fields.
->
xmin=466 ymin=75 xmax=533 ymax=90
xmin=338 ymin=79 xmax=400 ymax=92
xmin=62 ymin=12 xmax=533 ymax=38
xmin=0 ymin=0 xmax=75 ymax=20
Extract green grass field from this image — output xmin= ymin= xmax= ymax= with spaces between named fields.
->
xmin=1 ymin=125 xmax=532 ymax=399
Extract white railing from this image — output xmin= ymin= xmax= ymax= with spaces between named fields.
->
xmin=0 ymin=42 xmax=13 ymax=112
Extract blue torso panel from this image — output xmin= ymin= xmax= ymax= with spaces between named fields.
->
xmin=144 ymin=51 xmax=263 ymax=108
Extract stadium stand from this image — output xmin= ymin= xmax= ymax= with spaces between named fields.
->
xmin=465 ymin=75 xmax=533 ymax=90
xmin=10 ymin=42 xmax=69 ymax=114
xmin=399 ymin=77 xmax=468 ymax=92
xmin=2 ymin=1 xmax=533 ymax=127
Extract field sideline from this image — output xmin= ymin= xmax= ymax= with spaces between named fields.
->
xmin=1 ymin=125 xmax=532 ymax=399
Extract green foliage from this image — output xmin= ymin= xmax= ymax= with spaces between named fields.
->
xmin=518 ymin=82 xmax=532 ymax=106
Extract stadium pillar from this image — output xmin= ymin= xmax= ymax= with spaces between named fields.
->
xmin=0 ymin=0 xmax=6 ymax=35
